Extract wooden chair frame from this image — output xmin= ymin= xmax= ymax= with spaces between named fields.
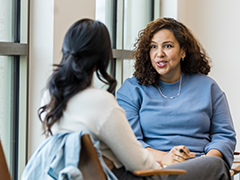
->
xmin=78 ymin=134 xmax=186 ymax=180
xmin=0 ymin=140 xmax=12 ymax=180
xmin=1 ymin=134 xmax=186 ymax=180
xmin=231 ymin=151 xmax=240 ymax=180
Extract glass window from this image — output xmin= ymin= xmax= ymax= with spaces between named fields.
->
xmin=0 ymin=0 xmax=15 ymax=177
xmin=123 ymin=0 xmax=152 ymax=50
xmin=95 ymin=0 xmax=160 ymax=91
xmin=0 ymin=56 xmax=14 ymax=174
xmin=95 ymin=0 xmax=115 ymax=90
xmin=0 ymin=0 xmax=28 ymax=179
xmin=0 ymin=0 xmax=14 ymax=42
xmin=95 ymin=0 xmax=114 ymax=46
xmin=121 ymin=0 xmax=155 ymax=84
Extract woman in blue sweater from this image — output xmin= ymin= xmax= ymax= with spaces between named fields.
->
xmin=117 ymin=17 xmax=236 ymax=171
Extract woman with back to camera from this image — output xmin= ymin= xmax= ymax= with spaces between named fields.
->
xmin=117 ymin=17 xmax=236 ymax=176
xmin=38 ymin=18 xmax=231 ymax=180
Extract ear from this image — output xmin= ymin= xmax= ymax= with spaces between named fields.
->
xmin=181 ymin=50 xmax=186 ymax=58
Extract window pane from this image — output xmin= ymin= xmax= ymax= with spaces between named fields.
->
xmin=95 ymin=0 xmax=114 ymax=45
xmin=0 ymin=55 xmax=14 ymax=175
xmin=0 ymin=0 xmax=14 ymax=42
xmin=122 ymin=0 xmax=153 ymax=82
xmin=124 ymin=0 xmax=152 ymax=50
xmin=123 ymin=59 xmax=134 ymax=82
xmin=95 ymin=0 xmax=115 ymax=89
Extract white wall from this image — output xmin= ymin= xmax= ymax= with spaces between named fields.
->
xmin=177 ymin=0 xmax=240 ymax=151
xmin=28 ymin=0 xmax=96 ymax=158
xmin=160 ymin=0 xmax=178 ymax=19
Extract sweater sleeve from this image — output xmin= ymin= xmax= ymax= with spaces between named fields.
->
xmin=116 ymin=79 xmax=151 ymax=148
xmin=99 ymin=104 xmax=161 ymax=172
xmin=204 ymin=92 xmax=236 ymax=168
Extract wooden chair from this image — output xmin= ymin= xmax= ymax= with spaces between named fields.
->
xmin=0 ymin=140 xmax=12 ymax=180
xmin=78 ymin=134 xmax=186 ymax=180
xmin=78 ymin=133 xmax=107 ymax=180
xmin=231 ymin=151 xmax=240 ymax=180
xmin=1 ymin=134 xmax=186 ymax=180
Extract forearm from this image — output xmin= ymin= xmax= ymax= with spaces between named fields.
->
xmin=146 ymin=147 xmax=167 ymax=162
xmin=206 ymin=149 xmax=223 ymax=158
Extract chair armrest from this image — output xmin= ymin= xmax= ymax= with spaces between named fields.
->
xmin=133 ymin=169 xmax=186 ymax=176
xmin=234 ymin=152 xmax=240 ymax=155
xmin=231 ymin=164 xmax=240 ymax=172
xmin=234 ymin=151 xmax=240 ymax=163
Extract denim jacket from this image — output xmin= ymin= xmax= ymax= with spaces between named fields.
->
xmin=21 ymin=132 xmax=118 ymax=180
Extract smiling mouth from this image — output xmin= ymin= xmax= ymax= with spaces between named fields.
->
xmin=157 ymin=61 xmax=167 ymax=67
xmin=158 ymin=62 xmax=165 ymax=65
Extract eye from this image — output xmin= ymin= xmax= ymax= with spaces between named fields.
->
xmin=151 ymin=45 xmax=157 ymax=49
xmin=165 ymin=44 xmax=172 ymax=48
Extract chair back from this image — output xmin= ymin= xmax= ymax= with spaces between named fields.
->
xmin=78 ymin=134 xmax=107 ymax=180
xmin=0 ymin=140 xmax=12 ymax=180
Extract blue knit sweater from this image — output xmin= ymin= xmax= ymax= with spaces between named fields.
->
xmin=116 ymin=72 xmax=236 ymax=168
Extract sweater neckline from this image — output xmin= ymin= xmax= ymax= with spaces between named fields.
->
xmin=159 ymin=72 xmax=184 ymax=86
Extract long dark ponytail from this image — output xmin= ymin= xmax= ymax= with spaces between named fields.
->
xmin=38 ymin=19 xmax=116 ymax=135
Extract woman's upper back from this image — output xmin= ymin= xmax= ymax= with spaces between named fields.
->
xmin=41 ymin=87 xmax=120 ymax=135
xmin=41 ymin=86 xmax=161 ymax=171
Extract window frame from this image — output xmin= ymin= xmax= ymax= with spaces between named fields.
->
xmin=111 ymin=0 xmax=160 ymax=90
xmin=0 ymin=0 xmax=29 ymax=179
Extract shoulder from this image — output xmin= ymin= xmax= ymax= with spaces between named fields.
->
xmin=117 ymin=76 xmax=149 ymax=95
xmin=185 ymin=73 xmax=221 ymax=88
xmin=185 ymin=73 xmax=224 ymax=98
xmin=122 ymin=76 xmax=140 ymax=87
xmin=116 ymin=77 xmax=155 ymax=106
xmin=186 ymin=73 xmax=215 ymax=82
xmin=76 ymin=87 xmax=119 ymax=107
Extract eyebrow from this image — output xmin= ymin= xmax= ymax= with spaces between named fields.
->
xmin=150 ymin=40 xmax=174 ymax=44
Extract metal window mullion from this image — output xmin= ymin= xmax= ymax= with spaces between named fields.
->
xmin=12 ymin=56 xmax=20 ymax=180
xmin=112 ymin=0 xmax=117 ymax=80
xmin=0 ymin=42 xmax=28 ymax=56
xmin=112 ymin=49 xmax=131 ymax=59
xmin=12 ymin=0 xmax=21 ymax=179
xmin=121 ymin=0 xmax=125 ymax=84
xmin=151 ymin=0 xmax=155 ymax=21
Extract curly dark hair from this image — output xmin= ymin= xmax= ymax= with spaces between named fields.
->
xmin=38 ymin=19 xmax=116 ymax=136
xmin=132 ymin=17 xmax=211 ymax=86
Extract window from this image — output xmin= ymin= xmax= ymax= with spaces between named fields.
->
xmin=95 ymin=0 xmax=160 ymax=91
xmin=0 ymin=0 xmax=29 ymax=179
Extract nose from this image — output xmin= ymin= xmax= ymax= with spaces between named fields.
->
xmin=157 ymin=47 xmax=165 ymax=57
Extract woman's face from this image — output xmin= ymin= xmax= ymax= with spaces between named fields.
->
xmin=149 ymin=29 xmax=185 ymax=83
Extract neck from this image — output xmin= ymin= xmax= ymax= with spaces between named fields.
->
xmin=160 ymin=72 xmax=182 ymax=83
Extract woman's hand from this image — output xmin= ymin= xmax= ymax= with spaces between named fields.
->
xmin=146 ymin=145 xmax=196 ymax=166
xmin=162 ymin=145 xmax=196 ymax=165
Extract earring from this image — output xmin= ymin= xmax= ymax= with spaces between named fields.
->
xmin=181 ymin=57 xmax=184 ymax=61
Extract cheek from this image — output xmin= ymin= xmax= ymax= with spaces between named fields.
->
xmin=149 ymin=51 xmax=155 ymax=64
xmin=168 ymin=52 xmax=181 ymax=62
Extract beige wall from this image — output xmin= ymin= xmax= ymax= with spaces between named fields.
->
xmin=28 ymin=0 xmax=96 ymax=158
xmin=177 ymin=0 xmax=240 ymax=151
xmin=53 ymin=0 xmax=96 ymax=64
xmin=162 ymin=0 xmax=240 ymax=151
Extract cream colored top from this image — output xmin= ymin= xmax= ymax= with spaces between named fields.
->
xmin=41 ymin=87 xmax=161 ymax=172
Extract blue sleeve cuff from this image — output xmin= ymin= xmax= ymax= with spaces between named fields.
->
xmin=140 ymin=140 xmax=151 ymax=149
xmin=205 ymin=142 xmax=235 ymax=168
